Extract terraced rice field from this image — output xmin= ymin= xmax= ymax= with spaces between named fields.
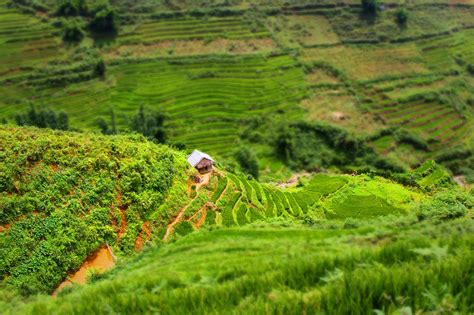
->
xmin=119 ymin=17 xmax=270 ymax=45
xmin=201 ymin=172 xmax=417 ymax=228
xmin=267 ymin=15 xmax=340 ymax=48
xmin=0 ymin=3 xmax=61 ymax=77
xmin=4 ymin=54 xmax=306 ymax=155
xmin=372 ymin=100 xmax=469 ymax=146
xmin=418 ymin=29 xmax=474 ymax=72
xmin=302 ymin=44 xmax=428 ymax=81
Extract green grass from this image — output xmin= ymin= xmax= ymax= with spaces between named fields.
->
xmin=0 ymin=3 xmax=62 ymax=79
xmin=118 ymin=17 xmax=270 ymax=45
xmin=3 ymin=218 xmax=473 ymax=314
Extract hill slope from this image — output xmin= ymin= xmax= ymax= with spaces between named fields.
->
xmin=0 ymin=0 xmax=473 ymax=180
xmin=1 ymin=126 xmax=471 ymax=303
xmin=4 ymin=218 xmax=474 ymax=314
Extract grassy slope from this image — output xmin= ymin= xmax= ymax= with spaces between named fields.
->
xmin=0 ymin=126 xmax=451 ymax=298
xmin=4 ymin=218 xmax=474 ymax=314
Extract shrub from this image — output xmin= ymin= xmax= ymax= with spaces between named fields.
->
xmin=89 ymin=5 xmax=117 ymax=33
xmin=467 ymin=64 xmax=474 ymax=75
xmin=395 ymin=8 xmax=408 ymax=25
xmin=62 ymin=20 xmax=85 ymax=42
xmin=361 ymin=0 xmax=378 ymax=14
xmin=93 ymin=59 xmax=106 ymax=77
xmin=235 ymin=147 xmax=259 ymax=180
xmin=56 ymin=0 xmax=88 ymax=16
xmin=415 ymin=192 xmax=472 ymax=222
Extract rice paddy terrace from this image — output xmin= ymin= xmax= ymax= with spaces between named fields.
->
xmin=0 ymin=0 xmax=473 ymax=180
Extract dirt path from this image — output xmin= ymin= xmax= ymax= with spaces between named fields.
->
xmin=276 ymin=172 xmax=311 ymax=189
xmin=163 ymin=173 xmax=211 ymax=240
xmin=454 ymin=175 xmax=467 ymax=188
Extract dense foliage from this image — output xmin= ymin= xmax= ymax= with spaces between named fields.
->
xmin=1 ymin=0 xmax=474 ymax=312
xmin=0 ymin=126 xmax=189 ymax=295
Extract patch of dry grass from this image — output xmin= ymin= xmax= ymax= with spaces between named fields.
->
xmin=301 ymin=90 xmax=383 ymax=133
xmin=302 ymin=44 xmax=429 ymax=81
xmin=103 ymin=38 xmax=278 ymax=60
xmin=268 ymin=15 xmax=340 ymax=48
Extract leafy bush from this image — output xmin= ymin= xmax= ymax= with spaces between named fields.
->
xmin=467 ymin=64 xmax=474 ymax=75
xmin=415 ymin=192 xmax=472 ymax=222
xmin=56 ymin=0 xmax=88 ymax=16
xmin=361 ymin=0 xmax=378 ymax=14
xmin=235 ymin=147 xmax=259 ymax=180
xmin=89 ymin=4 xmax=117 ymax=33
xmin=93 ymin=58 xmax=106 ymax=77
xmin=61 ymin=19 xmax=85 ymax=42
xmin=395 ymin=8 xmax=408 ymax=25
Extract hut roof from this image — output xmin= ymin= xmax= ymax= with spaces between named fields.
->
xmin=187 ymin=150 xmax=214 ymax=167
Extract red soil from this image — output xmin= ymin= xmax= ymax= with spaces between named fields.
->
xmin=134 ymin=221 xmax=151 ymax=251
xmin=52 ymin=246 xmax=115 ymax=296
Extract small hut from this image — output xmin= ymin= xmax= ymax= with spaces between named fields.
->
xmin=187 ymin=150 xmax=215 ymax=174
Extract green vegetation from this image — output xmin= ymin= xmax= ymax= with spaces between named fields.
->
xmin=1 ymin=0 xmax=474 ymax=313
xmin=0 ymin=126 xmax=191 ymax=294
xmin=3 ymin=217 xmax=473 ymax=314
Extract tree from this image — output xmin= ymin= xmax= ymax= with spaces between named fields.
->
xmin=395 ymin=8 xmax=408 ymax=25
xmin=56 ymin=0 xmax=88 ymax=16
xmin=58 ymin=112 xmax=69 ymax=130
xmin=467 ymin=64 xmax=474 ymax=75
xmin=89 ymin=5 xmax=117 ymax=33
xmin=97 ymin=118 xmax=110 ymax=134
xmin=130 ymin=105 xmax=166 ymax=143
xmin=62 ymin=20 xmax=85 ymax=42
xmin=14 ymin=105 xmax=69 ymax=130
xmin=361 ymin=0 xmax=378 ymax=14
xmin=94 ymin=59 xmax=106 ymax=77
xmin=235 ymin=147 xmax=259 ymax=180
xmin=97 ymin=109 xmax=118 ymax=135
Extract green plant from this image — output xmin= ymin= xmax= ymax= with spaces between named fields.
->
xmin=93 ymin=59 xmax=106 ymax=77
xmin=235 ymin=147 xmax=259 ymax=180
xmin=395 ymin=8 xmax=408 ymax=25
xmin=61 ymin=20 xmax=85 ymax=42
xmin=361 ymin=0 xmax=378 ymax=14
xmin=14 ymin=105 xmax=69 ymax=130
xmin=467 ymin=64 xmax=474 ymax=75
xmin=130 ymin=105 xmax=166 ymax=144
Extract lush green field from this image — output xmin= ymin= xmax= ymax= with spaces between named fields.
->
xmin=4 ymin=217 xmax=474 ymax=314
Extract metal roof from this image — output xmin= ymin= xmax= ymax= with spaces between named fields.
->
xmin=187 ymin=150 xmax=214 ymax=167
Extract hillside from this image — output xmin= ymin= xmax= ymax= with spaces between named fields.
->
xmin=1 ymin=126 xmax=473 ymax=313
xmin=5 ymin=220 xmax=474 ymax=314
xmin=0 ymin=0 xmax=473 ymax=181
xmin=1 ymin=0 xmax=474 ymax=313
